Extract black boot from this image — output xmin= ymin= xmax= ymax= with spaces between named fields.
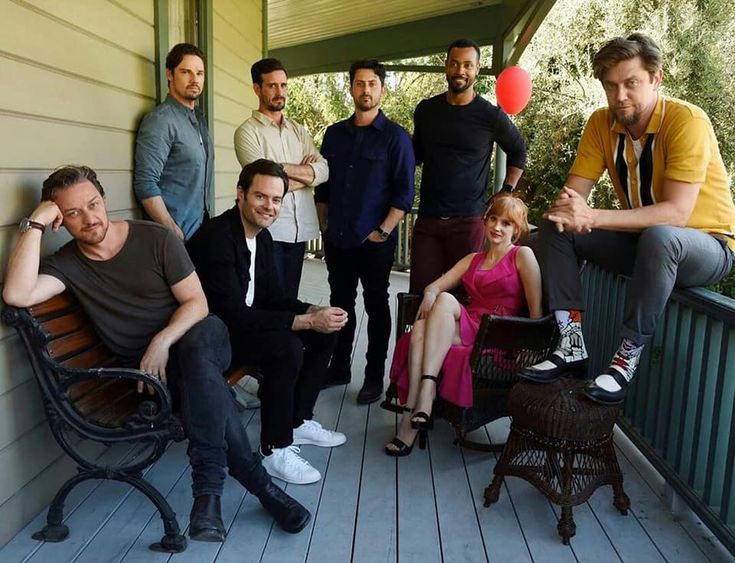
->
xmin=323 ymin=359 xmax=352 ymax=388
xmin=257 ymin=481 xmax=311 ymax=533
xmin=357 ymin=377 xmax=383 ymax=404
xmin=189 ymin=494 xmax=225 ymax=542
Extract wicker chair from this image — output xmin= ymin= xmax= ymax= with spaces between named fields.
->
xmin=381 ymin=292 xmax=559 ymax=451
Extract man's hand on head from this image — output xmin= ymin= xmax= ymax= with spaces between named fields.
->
xmin=30 ymin=201 xmax=64 ymax=232
xmin=138 ymin=334 xmax=170 ymax=393
xmin=544 ymin=186 xmax=594 ymax=234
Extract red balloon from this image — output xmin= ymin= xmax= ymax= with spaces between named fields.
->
xmin=495 ymin=66 xmax=532 ymax=115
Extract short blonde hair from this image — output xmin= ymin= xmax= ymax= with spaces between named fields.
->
xmin=484 ymin=194 xmax=529 ymax=243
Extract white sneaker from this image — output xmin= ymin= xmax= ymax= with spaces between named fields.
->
xmin=292 ymin=419 xmax=347 ymax=447
xmin=260 ymin=445 xmax=321 ymax=484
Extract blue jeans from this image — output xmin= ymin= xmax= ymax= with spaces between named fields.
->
xmin=168 ymin=315 xmax=271 ymax=497
xmin=537 ymin=220 xmax=735 ymax=344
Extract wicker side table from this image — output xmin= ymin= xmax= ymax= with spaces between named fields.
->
xmin=483 ymin=378 xmax=630 ymax=544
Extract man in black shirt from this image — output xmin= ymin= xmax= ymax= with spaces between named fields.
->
xmin=410 ymin=38 xmax=527 ymax=293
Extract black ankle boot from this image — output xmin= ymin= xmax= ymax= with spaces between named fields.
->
xmin=189 ymin=494 xmax=225 ymax=542
xmin=257 ymin=481 xmax=311 ymax=533
xmin=357 ymin=377 xmax=383 ymax=404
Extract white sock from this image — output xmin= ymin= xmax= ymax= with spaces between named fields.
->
xmin=594 ymin=338 xmax=644 ymax=391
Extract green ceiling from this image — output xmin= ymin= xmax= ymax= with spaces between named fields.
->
xmin=267 ymin=0 xmax=557 ymax=77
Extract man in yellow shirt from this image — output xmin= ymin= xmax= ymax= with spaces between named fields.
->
xmin=521 ymin=33 xmax=735 ymax=405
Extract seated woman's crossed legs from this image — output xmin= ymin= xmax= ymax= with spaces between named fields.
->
xmin=385 ymin=292 xmax=462 ymax=455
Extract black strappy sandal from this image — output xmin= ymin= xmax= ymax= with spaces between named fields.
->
xmin=384 ymin=436 xmax=416 ymax=457
xmin=410 ymin=375 xmax=438 ymax=430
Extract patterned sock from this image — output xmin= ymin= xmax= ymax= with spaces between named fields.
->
xmin=594 ymin=338 xmax=644 ymax=391
xmin=551 ymin=309 xmax=587 ymax=362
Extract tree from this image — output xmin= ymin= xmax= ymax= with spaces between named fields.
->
xmin=285 ymin=0 xmax=735 ymax=296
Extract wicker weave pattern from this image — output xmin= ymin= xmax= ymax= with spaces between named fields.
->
xmin=484 ymin=379 xmax=630 ymax=544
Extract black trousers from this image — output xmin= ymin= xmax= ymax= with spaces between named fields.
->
xmin=271 ymin=240 xmax=306 ymax=300
xmin=230 ymin=328 xmax=336 ymax=449
xmin=167 ymin=315 xmax=270 ymax=498
xmin=324 ymin=239 xmax=396 ymax=381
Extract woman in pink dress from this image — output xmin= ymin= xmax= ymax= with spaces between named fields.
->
xmin=386 ymin=195 xmax=542 ymax=456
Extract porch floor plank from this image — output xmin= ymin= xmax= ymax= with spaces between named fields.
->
xmin=1 ymin=259 xmax=731 ymax=563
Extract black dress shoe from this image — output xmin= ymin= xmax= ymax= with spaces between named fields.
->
xmin=257 ymin=481 xmax=311 ymax=533
xmin=189 ymin=494 xmax=225 ymax=542
xmin=322 ymin=363 xmax=352 ymax=388
xmin=583 ymin=369 xmax=629 ymax=406
xmin=519 ymin=355 xmax=588 ymax=383
xmin=357 ymin=378 xmax=383 ymax=404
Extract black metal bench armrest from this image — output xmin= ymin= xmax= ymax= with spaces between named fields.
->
xmin=53 ymin=365 xmax=174 ymax=422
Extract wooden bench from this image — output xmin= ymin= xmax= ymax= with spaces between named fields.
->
xmin=2 ymin=291 xmax=255 ymax=554
xmin=382 ymin=292 xmax=559 ymax=451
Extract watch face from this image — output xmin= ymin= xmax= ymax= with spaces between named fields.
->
xmin=19 ymin=217 xmax=44 ymax=233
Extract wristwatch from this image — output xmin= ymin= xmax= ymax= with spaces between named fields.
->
xmin=19 ymin=217 xmax=46 ymax=234
xmin=377 ymin=227 xmax=390 ymax=241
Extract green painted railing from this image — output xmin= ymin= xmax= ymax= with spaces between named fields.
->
xmin=581 ymin=263 xmax=735 ymax=555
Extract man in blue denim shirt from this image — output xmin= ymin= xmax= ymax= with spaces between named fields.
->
xmin=316 ymin=59 xmax=415 ymax=404
xmin=134 ymin=43 xmax=213 ymax=241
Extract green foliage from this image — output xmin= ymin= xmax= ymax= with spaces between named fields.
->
xmin=516 ymin=0 xmax=735 ymax=296
xmin=285 ymin=0 xmax=735 ymax=297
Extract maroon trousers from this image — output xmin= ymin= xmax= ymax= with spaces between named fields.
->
xmin=408 ymin=215 xmax=486 ymax=294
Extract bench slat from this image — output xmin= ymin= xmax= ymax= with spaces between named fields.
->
xmin=48 ymin=328 xmax=100 ymax=360
xmin=41 ymin=310 xmax=89 ymax=340
xmin=62 ymin=343 xmax=115 ymax=370
xmin=27 ymin=293 xmax=77 ymax=317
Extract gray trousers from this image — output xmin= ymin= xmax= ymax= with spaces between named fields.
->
xmin=536 ymin=219 xmax=734 ymax=345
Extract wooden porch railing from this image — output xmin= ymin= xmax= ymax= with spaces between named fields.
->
xmin=581 ymin=263 xmax=735 ymax=556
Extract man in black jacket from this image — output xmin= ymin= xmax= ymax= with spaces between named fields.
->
xmin=188 ymin=159 xmax=348 ymax=485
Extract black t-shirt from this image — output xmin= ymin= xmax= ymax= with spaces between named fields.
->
xmin=413 ymin=93 xmax=527 ymax=217
xmin=40 ymin=220 xmax=194 ymax=366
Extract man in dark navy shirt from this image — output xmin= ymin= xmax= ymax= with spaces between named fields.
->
xmin=410 ymin=38 xmax=527 ymax=294
xmin=316 ymin=59 xmax=415 ymax=404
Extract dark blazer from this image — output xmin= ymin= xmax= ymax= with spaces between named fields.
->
xmin=187 ymin=205 xmax=310 ymax=334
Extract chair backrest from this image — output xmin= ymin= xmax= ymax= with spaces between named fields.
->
xmin=470 ymin=314 xmax=559 ymax=388
xmin=4 ymin=292 xmax=142 ymax=428
xmin=396 ymin=293 xmax=421 ymax=340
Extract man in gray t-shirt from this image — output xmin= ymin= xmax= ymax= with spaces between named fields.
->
xmin=4 ymin=165 xmax=310 ymax=542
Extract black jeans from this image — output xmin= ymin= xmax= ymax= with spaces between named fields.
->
xmin=271 ymin=240 xmax=306 ymax=300
xmin=230 ymin=328 xmax=336 ymax=449
xmin=324 ymin=238 xmax=395 ymax=380
xmin=168 ymin=315 xmax=270 ymax=498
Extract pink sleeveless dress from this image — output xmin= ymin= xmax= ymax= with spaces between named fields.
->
xmin=389 ymin=246 xmax=526 ymax=408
